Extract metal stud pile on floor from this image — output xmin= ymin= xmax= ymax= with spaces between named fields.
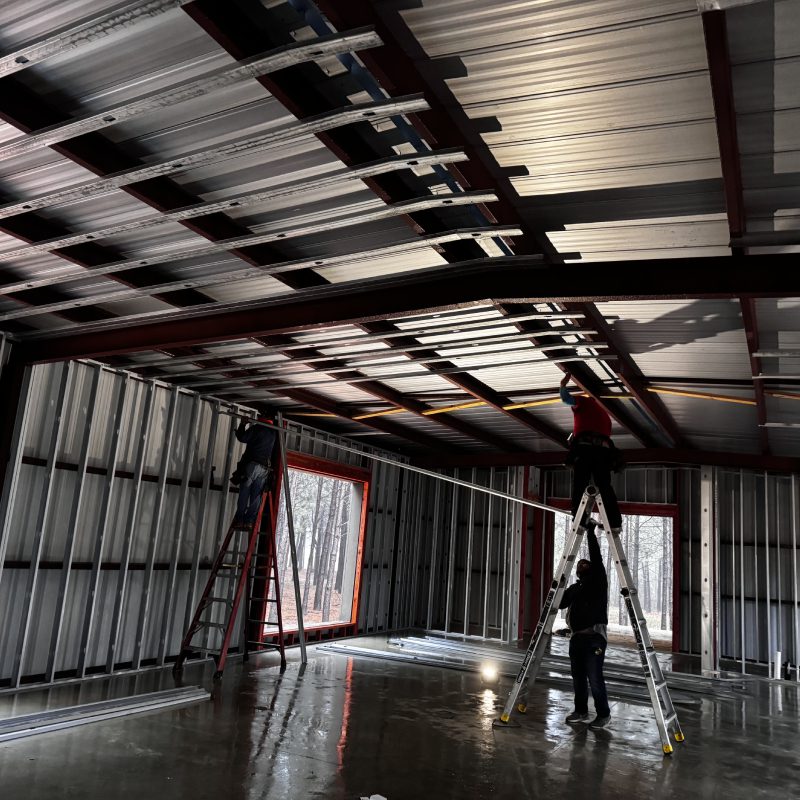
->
xmin=0 ymin=686 xmax=209 ymax=743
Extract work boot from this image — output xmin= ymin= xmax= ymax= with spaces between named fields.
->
xmin=588 ymin=715 xmax=611 ymax=729
xmin=565 ymin=711 xmax=589 ymax=724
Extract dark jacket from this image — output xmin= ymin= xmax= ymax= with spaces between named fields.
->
xmin=236 ymin=421 xmax=276 ymax=466
xmin=558 ymin=526 xmax=608 ymax=631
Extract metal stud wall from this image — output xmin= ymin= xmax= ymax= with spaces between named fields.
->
xmin=0 ymin=361 xmax=404 ymax=689
xmin=395 ymin=467 xmax=525 ymax=643
xmin=399 ymin=463 xmax=800 ymax=678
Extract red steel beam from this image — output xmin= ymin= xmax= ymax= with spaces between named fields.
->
xmin=739 ymin=298 xmax=770 ymax=454
xmin=358 ymin=319 xmax=569 ymax=448
xmin=17 ymin=253 xmax=800 ymax=363
xmin=252 ymin=335 xmax=523 ymax=452
xmin=703 ymin=10 xmax=769 ymax=452
xmin=561 ymin=302 xmax=686 ymax=447
xmin=313 ymin=0 xmax=558 ymax=260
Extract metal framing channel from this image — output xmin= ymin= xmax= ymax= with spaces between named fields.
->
xmin=0 ymin=29 xmax=382 ymax=162
xmin=0 ymin=95 xmax=428 ymax=221
xmin=793 ymin=475 xmax=800 ymax=680
xmin=275 ymin=414 xmax=306 ymax=663
xmin=359 ymin=460 xmax=379 ymax=632
xmin=390 ymin=468 xmax=410 ymax=630
xmin=739 ymin=469 xmax=746 ymax=672
xmin=463 ymin=469 xmax=477 ymax=637
xmin=9 ymin=363 xmax=72 ymax=686
xmin=132 ymin=386 xmax=180 ymax=671
xmin=0 ymin=187 xmax=492 ymax=268
xmin=425 ymin=479 xmax=441 ymax=632
xmin=1 ymin=228 xmax=516 ymax=324
xmin=777 ymin=479 xmax=783 ymax=674
xmin=157 ymin=394 xmax=201 ymax=665
xmin=104 ymin=379 xmax=151 ymax=673
xmin=0 ymin=1 xmax=193 ymax=78
xmin=407 ymin=473 xmax=425 ymax=628
xmin=482 ymin=468 xmax=495 ymax=639
xmin=753 ymin=472 xmax=760 ymax=663
xmin=444 ymin=470 xmax=459 ymax=634
xmin=499 ymin=471 xmax=510 ymax=642
xmin=700 ymin=468 xmax=718 ymax=674
xmin=44 ymin=366 xmax=101 ymax=684
xmin=385 ymin=464 xmax=403 ymax=630
xmin=183 ymin=401 xmax=221 ymax=636
xmin=0 ymin=367 xmax=34 ymax=597
xmin=765 ymin=472 xmax=772 ymax=673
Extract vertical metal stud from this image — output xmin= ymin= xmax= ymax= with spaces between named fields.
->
xmin=183 ymin=400 xmax=220 ymax=634
xmin=700 ymin=467 xmax=717 ymax=675
xmin=739 ymin=469 xmax=746 ymax=673
xmin=765 ymin=472 xmax=772 ymax=673
xmin=132 ymin=385 xmax=179 ymax=670
xmin=482 ymin=468 xmax=495 ymax=640
xmin=463 ymin=469 xmax=476 ymax=637
xmin=10 ymin=363 xmax=72 ymax=686
xmin=776 ymin=478 xmax=783 ymax=667
xmin=157 ymin=394 xmax=201 ymax=665
xmin=444 ymin=469 xmax=459 ymax=633
xmin=425 ymin=479 xmax=441 ymax=632
xmin=275 ymin=414 xmax=306 ymax=663
xmin=104 ymin=378 xmax=149 ymax=673
xmin=0 ymin=366 xmax=33 ymax=597
xmin=792 ymin=474 xmax=799 ymax=681
xmin=45 ymin=365 xmax=101 ymax=684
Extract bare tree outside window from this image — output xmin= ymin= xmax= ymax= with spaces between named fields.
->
xmin=268 ymin=469 xmax=363 ymax=630
xmin=553 ymin=512 xmax=673 ymax=642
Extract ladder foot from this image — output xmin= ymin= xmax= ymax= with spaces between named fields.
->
xmin=499 ymin=712 xmax=510 ymax=723
xmin=674 ymin=732 xmax=685 ymax=743
xmin=516 ymin=703 xmax=527 ymax=714
xmin=662 ymin=743 xmax=674 ymax=756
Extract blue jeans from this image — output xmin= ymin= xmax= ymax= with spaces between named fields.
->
xmin=235 ymin=462 xmax=269 ymax=523
xmin=569 ymin=632 xmax=610 ymax=717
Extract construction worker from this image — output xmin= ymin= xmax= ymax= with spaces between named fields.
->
xmin=232 ymin=413 xmax=277 ymax=526
xmin=559 ymin=374 xmax=622 ymax=529
xmin=558 ymin=519 xmax=611 ymax=729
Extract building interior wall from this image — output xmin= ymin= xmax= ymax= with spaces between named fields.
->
xmin=400 ymin=463 xmax=800 ymax=677
xmin=0 ymin=360 xmax=403 ymax=690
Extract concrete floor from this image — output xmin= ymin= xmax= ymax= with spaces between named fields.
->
xmin=1 ymin=641 xmax=799 ymax=800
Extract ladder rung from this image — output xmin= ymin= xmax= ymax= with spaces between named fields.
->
xmin=247 ymin=618 xmax=280 ymax=624
xmin=200 ymin=621 xmax=226 ymax=630
xmin=185 ymin=646 xmax=221 ymax=655
xmin=664 ymin=713 xmax=677 ymax=726
xmin=654 ymin=681 xmax=667 ymax=692
xmin=205 ymin=596 xmax=231 ymax=604
xmin=246 ymin=640 xmax=282 ymax=647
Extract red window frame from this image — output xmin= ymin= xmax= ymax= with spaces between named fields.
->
xmin=534 ymin=496 xmax=681 ymax=652
xmin=262 ymin=452 xmax=371 ymax=646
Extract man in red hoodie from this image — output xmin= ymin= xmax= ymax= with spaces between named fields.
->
xmin=559 ymin=374 xmax=622 ymax=530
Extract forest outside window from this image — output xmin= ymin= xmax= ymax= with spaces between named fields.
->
xmin=268 ymin=459 xmax=367 ymax=632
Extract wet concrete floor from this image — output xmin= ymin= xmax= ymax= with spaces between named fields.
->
xmin=1 ymin=640 xmax=799 ymax=800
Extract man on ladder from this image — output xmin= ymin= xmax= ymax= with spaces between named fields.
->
xmin=232 ymin=411 xmax=277 ymax=526
xmin=559 ymin=373 xmax=623 ymax=529
xmin=495 ymin=376 xmax=684 ymax=754
xmin=558 ymin=519 xmax=611 ymax=729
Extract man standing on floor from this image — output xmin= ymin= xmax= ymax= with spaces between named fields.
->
xmin=559 ymin=373 xmax=623 ymax=529
xmin=232 ymin=412 xmax=277 ymax=527
xmin=559 ymin=519 xmax=611 ymax=729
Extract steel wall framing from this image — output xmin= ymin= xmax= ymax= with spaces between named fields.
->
xmin=396 ymin=462 xmax=800 ymax=679
xmin=395 ymin=466 xmax=525 ymax=643
xmin=0 ymin=361 xmax=404 ymax=690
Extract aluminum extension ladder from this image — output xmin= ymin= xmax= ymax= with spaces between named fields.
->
xmin=497 ymin=485 xmax=685 ymax=755
xmin=174 ymin=488 xmax=286 ymax=679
